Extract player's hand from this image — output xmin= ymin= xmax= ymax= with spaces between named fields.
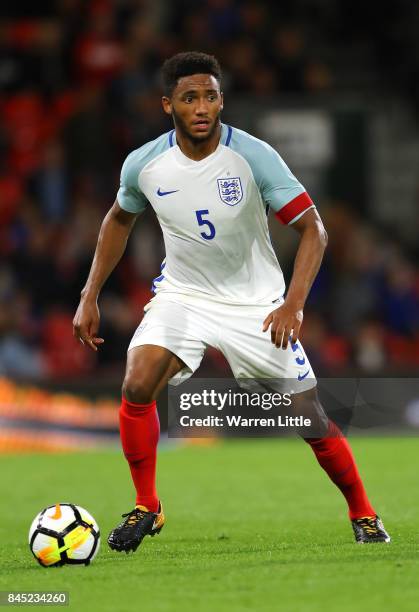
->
xmin=72 ymin=298 xmax=104 ymax=352
xmin=262 ymin=301 xmax=303 ymax=349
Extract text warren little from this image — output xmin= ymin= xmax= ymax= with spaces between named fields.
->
xmin=179 ymin=415 xmax=312 ymax=427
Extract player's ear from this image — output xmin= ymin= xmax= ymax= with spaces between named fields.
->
xmin=220 ymin=91 xmax=224 ymax=111
xmin=162 ymin=96 xmax=172 ymax=115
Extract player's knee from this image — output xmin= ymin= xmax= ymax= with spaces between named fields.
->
xmin=122 ymin=372 xmax=154 ymax=404
xmin=292 ymin=388 xmax=329 ymax=438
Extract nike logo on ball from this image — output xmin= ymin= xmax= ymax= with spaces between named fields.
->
xmin=298 ymin=370 xmax=310 ymax=381
xmin=157 ymin=188 xmax=179 ymax=196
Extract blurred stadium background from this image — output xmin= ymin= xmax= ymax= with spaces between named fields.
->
xmin=0 ymin=0 xmax=418 ymax=450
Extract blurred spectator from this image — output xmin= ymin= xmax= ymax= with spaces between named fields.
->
xmin=28 ymin=140 xmax=69 ymax=221
xmin=381 ymin=253 xmax=418 ymax=335
xmin=300 ymin=312 xmax=350 ymax=375
xmin=42 ymin=309 xmax=94 ymax=378
xmin=270 ymin=26 xmax=307 ymax=92
xmin=0 ymin=294 xmax=45 ymax=379
xmin=206 ymin=0 xmax=240 ymax=42
xmin=73 ymin=1 xmax=123 ymax=86
xmin=331 ymin=225 xmax=384 ymax=334
xmin=353 ymin=320 xmax=387 ymax=373
xmin=224 ymin=37 xmax=260 ymax=92
xmin=63 ymin=85 xmax=115 ymax=195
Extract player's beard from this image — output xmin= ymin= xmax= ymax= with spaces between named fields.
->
xmin=172 ymin=108 xmax=221 ymax=145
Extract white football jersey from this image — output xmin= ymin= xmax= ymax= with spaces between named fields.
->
xmin=117 ymin=123 xmax=314 ymax=305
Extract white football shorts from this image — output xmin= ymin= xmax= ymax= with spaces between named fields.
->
xmin=128 ymin=293 xmax=316 ymax=393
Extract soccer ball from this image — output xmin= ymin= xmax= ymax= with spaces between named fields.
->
xmin=29 ymin=503 xmax=100 ymax=567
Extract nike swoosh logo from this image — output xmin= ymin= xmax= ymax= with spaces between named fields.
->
xmin=298 ymin=370 xmax=310 ymax=381
xmin=157 ymin=188 xmax=179 ymax=196
xmin=49 ymin=504 xmax=62 ymax=520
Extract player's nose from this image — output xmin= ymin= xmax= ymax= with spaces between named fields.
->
xmin=195 ymin=98 xmax=209 ymax=115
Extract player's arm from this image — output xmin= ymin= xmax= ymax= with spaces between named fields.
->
xmin=263 ymin=208 xmax=328 ymax=348
xmin=72 ymin=200 xmax=138 ymax=351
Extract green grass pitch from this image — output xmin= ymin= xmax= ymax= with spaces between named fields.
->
xmin=0 ymin=437 xmax=418 ymax=612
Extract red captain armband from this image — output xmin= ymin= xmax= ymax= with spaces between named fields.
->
xmin=274 ymin=192 xmax=314 ymax=225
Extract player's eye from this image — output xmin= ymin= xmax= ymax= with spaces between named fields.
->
xmin=184 ymin=96 xmax=194 ymax=103
xmin=208 ymin=95 xmax=217 ymax=102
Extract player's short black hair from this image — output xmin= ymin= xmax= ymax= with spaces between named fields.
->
xmin=161 ymin=51 xmax=222 ymax=96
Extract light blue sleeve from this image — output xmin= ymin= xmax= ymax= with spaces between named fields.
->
xmin=117 ymin=150 xmax=148 ymax=214
xmin=117 ymin=132 xmax=172 ymax=214
xmin=229 ymin=127 xmax=313 ymax=222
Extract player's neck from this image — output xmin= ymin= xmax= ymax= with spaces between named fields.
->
xmin=175 ymin=123 xmax=222 ymax=161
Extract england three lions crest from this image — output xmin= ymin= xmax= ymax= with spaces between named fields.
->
xmin=217 ymin=177 xmax=243 ymax=206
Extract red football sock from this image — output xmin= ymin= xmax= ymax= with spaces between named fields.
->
xmin=305 ymin=420 xmax=376 ymax=519
xmin=119 ymin=397 xmax=160 ymax=513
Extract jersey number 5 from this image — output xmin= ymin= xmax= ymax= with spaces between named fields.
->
xmin=195 ymin=209 xmax=216 ymax=240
